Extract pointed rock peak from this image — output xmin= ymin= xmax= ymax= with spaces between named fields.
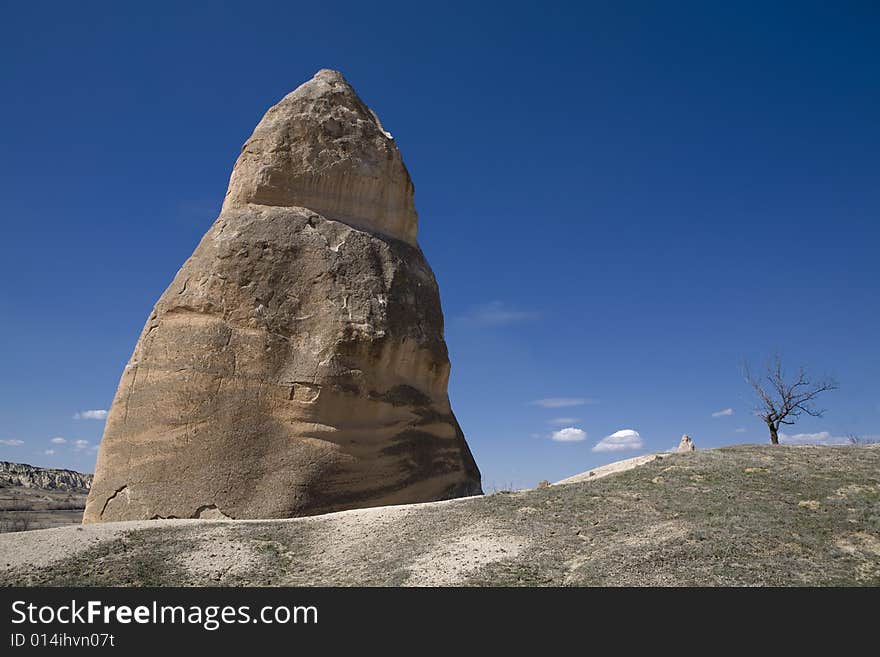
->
xmin=293 ymin=69 xmax=359 ymax=101
xmin=314 ymin=67 xmax=346 ymax=80
xmin=310 ymin=68 xmax=353 ymax=87
xmin=222 ymin=69 xmax=418 ymax=245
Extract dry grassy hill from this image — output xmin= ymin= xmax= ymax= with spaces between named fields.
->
xmin=1 ymin=445 xmax=878 ymax=586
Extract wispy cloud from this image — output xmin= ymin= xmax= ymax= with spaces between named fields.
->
xmin=43 ymin=449 xmax=56 ymax=456
xmin=50 ymin=437 xmax=67 ymax=444
xmin=175 ymin=198 xmax=221 ymax=224
xmin=778 ymin=431 xmax=850 ymax=446
xmin=531 ymin=398 xmax=597 ymax=408
xmin=74 ymin=410 xmax=107 ymax=420
xmin=457 ymin=301 xmax=537 ymax=327
xmin=72 ymin=440 xmax=90 ymax=451
xmin=593 ymin=429 xmax=644 ymax=452
xmin=551 ymin=427 xmax=587 ymax=443
xmin=0 ymin=439 xmax=24 ymax=447
xmin=548 ymin=417 xmax=579 ymax=425
xmin=712 ymin=408 xmax=734 ymax=417
xmin=734 ymin=428 xmax=747 ymax=433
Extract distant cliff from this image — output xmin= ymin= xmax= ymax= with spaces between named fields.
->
xmin=0 ymin=462 xmax=92 ymax=491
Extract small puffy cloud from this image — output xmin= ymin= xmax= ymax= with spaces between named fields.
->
xmin=734 ymin=428 xmax=747 ymax=433
xmin=74 ymin=409 xmax=108 ymax=420
xmin=712 ymin=408 xmax=734 ymax=417
xmin=593 ymin=429 xmax=644 ymax=452
xmin=778 ymin=431 xmax=850 ymax=446
xmin=43 ymin=449 xmax=56 ymax=456
xmin=531 ymin=398 xmax=597 ymax=408
xmin=548 ymin=417 xmax=579 ymax=425
xmin=458 ymin=301 xmax=537 ymax=327
xmin=72 ymin=440 xmax=90 ymax=450
xmin=0 ymin=439 xmax=24 ymax=447
xmin=551 ymin=427 xmax=587 ymax=443
xmin=50 ymin=437 xmax=67 ymax=444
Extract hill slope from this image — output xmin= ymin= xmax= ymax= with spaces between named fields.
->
xmin=1 ymin=445 xmax=878 ymax=586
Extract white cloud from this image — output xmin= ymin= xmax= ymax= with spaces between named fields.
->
xmin=593 ymin=429 xmax=644 ymax=452
xmin=531 ymin=398 xmax=597 ymax=408
xmin=43 ymin=449 xmax=56 ymax=456
xmin=551 ymin=427 xmax=587 ymax=443
xmin=74 ymin=409 xmax=108 ymax=420
xmin=72 ymin=440 xmax=90 ymax=450
xmin=458 ymin=301 xmax=536 ymax=327
xmin=548 ymin=417 xmax=579 ymax=425
xmin=0 ymin=439 xmax=24 ymax=447
xmin=712 ymin=408 xmax=734 ymax=417
xmin=734 ymin=428 xmax=747 ymax=433
xmin=778 ymin=431 xmax=850 ymax=446
xmin=50 ymin=437 xmax=67 ymax=444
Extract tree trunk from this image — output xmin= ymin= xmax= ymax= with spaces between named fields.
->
xmin=769 ymin=427 xmax=779 ymax=445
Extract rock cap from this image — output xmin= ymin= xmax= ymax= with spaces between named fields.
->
xmin=222 ymin=69 xmax=418 ymax=245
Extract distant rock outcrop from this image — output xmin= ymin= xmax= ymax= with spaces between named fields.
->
xmin=0 ymin=462 xmax=92 ymax=492
xmin=678 ymin=435 xmax=696 ymax=452
xmin=84 ymin=69 xmax=481 ymax=524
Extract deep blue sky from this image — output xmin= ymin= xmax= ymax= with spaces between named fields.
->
xmin=1 ymin=1 xmax=878 ymax=488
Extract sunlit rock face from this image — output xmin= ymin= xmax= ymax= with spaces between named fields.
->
xmin=84 ymin=70 xmax=481 ymax=523
xmin=222 ymin=68 xmax=418 ymax=245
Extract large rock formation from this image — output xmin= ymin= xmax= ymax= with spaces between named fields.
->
xmin=0 ymin=462 xmax=92 ymax=492
xmin=84 ymin=69 xmax=481 ymax=523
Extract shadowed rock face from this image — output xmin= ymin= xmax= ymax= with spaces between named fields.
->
xmin=83 ymin=70 xmax=481 ymax=523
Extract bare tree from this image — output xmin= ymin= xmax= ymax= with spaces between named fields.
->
xmin=744 ymin=356 xmax=838 ymax=445
xmin=0 ymin=501 xmax=33 ymax=533
xmin=847 ymin=433 xmax=880 ymax=446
